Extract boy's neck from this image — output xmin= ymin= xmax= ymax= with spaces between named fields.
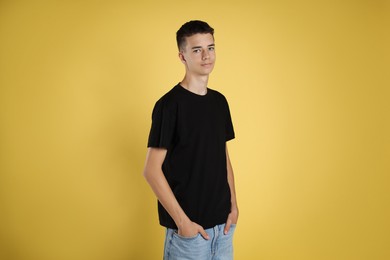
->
xmin=180 ymin=75 xmax=209 ymax=95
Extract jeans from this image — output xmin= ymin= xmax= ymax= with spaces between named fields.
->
xmin=163 ymin=223 xmax=236 ymax=260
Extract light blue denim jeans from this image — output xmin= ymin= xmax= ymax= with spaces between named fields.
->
xmin=163 ymin=223 xmax=236 ymax=260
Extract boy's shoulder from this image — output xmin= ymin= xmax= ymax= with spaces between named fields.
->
xmin=152 ymin=85 xmax=182 ymax=114
xmin=207 ymin=87 xmax=229 ymax=104
xmin=155 ymin=84 xmax=180 ymax=104
xmin=208 ymin=87 xmax=225 ymax=98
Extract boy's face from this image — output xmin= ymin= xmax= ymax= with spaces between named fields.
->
xmin=179 ymin=33 xmax=215 ymax=76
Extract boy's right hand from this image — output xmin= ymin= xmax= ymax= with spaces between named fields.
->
xmin=178 ymin=221 xmax=209 ymax=240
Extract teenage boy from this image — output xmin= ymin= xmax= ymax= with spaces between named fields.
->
xmin=143 ymin=20 xmax=238 ymax=260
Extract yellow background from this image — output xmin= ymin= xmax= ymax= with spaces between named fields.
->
xmin=0 ymin=0 xmax=389 ymax=259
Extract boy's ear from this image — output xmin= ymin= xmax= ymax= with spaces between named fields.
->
xmin=178 ymin=52 xmax=186 ymax=64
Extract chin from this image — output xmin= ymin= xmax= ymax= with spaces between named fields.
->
xmin=201 ymin=68 xmax=214 ymax=75
xmin=199 ymin=71 xmax=213 ymax=76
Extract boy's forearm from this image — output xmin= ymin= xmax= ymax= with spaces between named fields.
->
xmin=227 ymin=165 xmax=238 ymax=211
xmin=226 ymin=146 xmax=238 ymax=212
xmin=143 ymin=163 xmax=190 ymax=228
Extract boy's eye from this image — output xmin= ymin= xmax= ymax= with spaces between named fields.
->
xmin=193 ymin=49 xmax=201 ymax=53
xmin=208 ymin=46 xmax=215 ymax=51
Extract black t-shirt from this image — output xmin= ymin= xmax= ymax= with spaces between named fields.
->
xmin=147 ymin=83 xmax=235 ymax=229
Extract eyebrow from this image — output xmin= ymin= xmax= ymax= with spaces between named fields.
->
xmin=191 ymin=44 xmax=215 ymax=50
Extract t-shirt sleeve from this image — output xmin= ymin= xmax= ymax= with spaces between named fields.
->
xmin=224 ymin=96 xmax=235 ymax=141
xmin=147 ymin=98 xmax=177 ymax=149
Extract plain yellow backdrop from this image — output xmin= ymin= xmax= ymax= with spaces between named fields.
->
xmin=0 ymin=0 xmax=389 ymax=259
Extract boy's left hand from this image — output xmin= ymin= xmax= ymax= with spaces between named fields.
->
xmin=224 ymin=208 xmax=239 ymax=235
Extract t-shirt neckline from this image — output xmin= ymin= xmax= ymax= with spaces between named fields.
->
xmin=177 ymin=83 xmax=209 ymax=97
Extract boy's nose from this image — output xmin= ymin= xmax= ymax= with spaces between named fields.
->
xmin=202 ymin=50 xmax=210 ymax=60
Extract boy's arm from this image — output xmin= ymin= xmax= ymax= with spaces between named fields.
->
xmin=224 ymin=144 xmax=239 ymax=234
xmin=143 ymin=147 xmax=209 ymax=239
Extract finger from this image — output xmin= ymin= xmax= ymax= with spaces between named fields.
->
xmin=199 ymin=227 xmax=210 ymax=240
xmin=224 ymin=219 xmax=232 ymax=235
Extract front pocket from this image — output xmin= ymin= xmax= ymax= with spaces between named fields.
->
xmin=173 ymin=231 xmax=201 ymax=240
